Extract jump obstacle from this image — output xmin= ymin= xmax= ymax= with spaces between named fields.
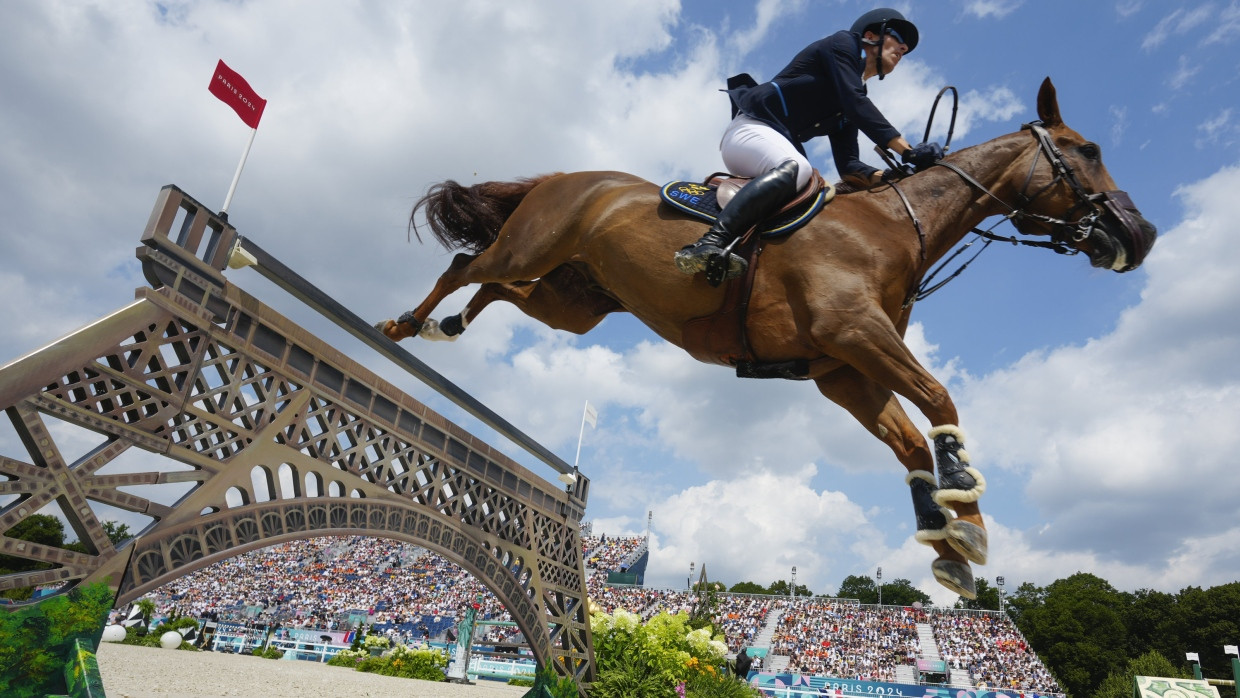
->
xmin=0 ymin=185 xmax=596 ymax=691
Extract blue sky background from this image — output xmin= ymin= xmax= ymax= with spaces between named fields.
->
xmin=2 ymin=1 xmax=1238 ymax=605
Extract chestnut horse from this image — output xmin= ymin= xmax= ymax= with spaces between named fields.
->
xmin=378 ymin=78 xmax=1156 ymax=598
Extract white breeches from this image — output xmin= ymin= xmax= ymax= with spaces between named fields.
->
xmin=720 ymin=115 xmax=813 ymax=190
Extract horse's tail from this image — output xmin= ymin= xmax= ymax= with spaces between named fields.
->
xmin=410 ymin=174 xmax=560 ymax=254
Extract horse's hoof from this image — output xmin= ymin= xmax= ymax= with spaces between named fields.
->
xmin=932 ymin=558 xmax=976 ymax=599
xmin=945 ymin=520 xmax=988 ymax=565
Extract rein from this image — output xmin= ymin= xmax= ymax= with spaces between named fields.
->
xmin=897 ymin=118 xmax=1119 ymax=307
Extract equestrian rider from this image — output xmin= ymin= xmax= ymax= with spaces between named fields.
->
xmin=674 ymin=8 xmax=945 ymax=283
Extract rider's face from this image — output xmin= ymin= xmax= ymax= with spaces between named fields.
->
xmin=863 ymin=31 xmax=909 ymax=78
xmin=880 ymin=33 xmax=908 ymax=72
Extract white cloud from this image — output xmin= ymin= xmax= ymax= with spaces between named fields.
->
xmin=646 ymin=465 xmax=883 ymax=593
xmin=961 ymin=1 xmax=1025 ymax=20
xmin=1142 ymin=5 xmax=1213 ymax=50
xmin=1195 ymin=108 xmax=1237 ymax=149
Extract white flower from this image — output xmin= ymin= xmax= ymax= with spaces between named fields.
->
xmin=613 ymin=609 xmax=639 ymax=633
xmin=686 ymin=627 xmax=713 ymax=654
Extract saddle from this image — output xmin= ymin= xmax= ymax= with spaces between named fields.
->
xmin=660 ymin=171 xmax=835 ymax=378
xmin=660 ymin=170 xmax=834 ymax=238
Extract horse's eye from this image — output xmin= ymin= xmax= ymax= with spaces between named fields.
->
xmin=1078 ymin=143 xmax=1101 ymax=160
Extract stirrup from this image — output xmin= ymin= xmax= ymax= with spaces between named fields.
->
xmin=703 ymin=251 xmax=746 ymax=287
xmin=673 ymin=244 xmax=746 ymax=285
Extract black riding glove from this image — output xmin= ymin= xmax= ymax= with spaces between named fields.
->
xmin=902 ymin=142 xmax=945 ymax=172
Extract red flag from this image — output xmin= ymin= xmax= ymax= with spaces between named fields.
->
xmin=208 ymin=59 xmax=266 ymax=129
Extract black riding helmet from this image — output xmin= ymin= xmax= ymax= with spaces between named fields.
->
xmin=851 ymin=7 xmax=919 ymax=53
xmin=851 ymin=8 xmax=919 ymax=80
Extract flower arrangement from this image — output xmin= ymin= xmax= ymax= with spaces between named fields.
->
xmin=589 ymin=608 xmax=760 ymax=698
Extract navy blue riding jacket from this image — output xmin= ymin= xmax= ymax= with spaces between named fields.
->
xmin=725 ymin=30 xmax=901 ymax=179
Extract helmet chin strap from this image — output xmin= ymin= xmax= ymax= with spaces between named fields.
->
xmin=862 ymin=21 xmax=890 ymax=80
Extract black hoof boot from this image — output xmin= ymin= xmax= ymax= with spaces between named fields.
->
xmin=440 ymin=314 xmax=466 ymax=337
xmin=395 ymin=310 xmax=425 ymax=335
xmin=929 ymin=425 xmax=986 ymax=505
xmin=907 ymin=470 xmax=951 ymax=546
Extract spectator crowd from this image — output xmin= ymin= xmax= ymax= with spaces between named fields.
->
xmin=770 ymin=602 xmax=922 ymax=682
xmin=138 ymin=531 xmax=1061 ymax=694
xmin=930 ymin=611 xmax=1063 ymax=694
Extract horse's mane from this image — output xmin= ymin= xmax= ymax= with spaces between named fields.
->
xmin=410 ymin=173 xmax=562 ymax=253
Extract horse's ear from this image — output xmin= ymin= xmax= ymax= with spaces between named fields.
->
xmin=1036 ymin=77 xmax=1062 ymax=126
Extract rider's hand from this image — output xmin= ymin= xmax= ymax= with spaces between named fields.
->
xmin=902 ymin=142 xmax=945 ymax=172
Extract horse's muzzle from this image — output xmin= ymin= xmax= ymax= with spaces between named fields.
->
xmin=1098 ymin=190 xmax=1157 ymax=272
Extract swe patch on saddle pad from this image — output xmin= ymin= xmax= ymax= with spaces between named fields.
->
xmin=660 ymin=180 xmax=829 ymax=238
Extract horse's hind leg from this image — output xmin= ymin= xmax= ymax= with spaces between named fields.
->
xmin=421 ymin=274 xmax=617 ymax=341
xmin=378 ymin=252 xmax=477 ymax=341
xmin=814 ymin=367 xmax=977 ymax=599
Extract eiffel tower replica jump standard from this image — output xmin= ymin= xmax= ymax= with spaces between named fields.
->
xmin=0 ymin=185 xmax=597 ymax=691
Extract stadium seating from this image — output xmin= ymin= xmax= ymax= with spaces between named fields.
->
xmin=138 ymin=532 xmax=1061 ymax=694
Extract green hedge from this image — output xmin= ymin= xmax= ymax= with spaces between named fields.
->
xmin=0 ymin=582 xmax=113 ymax=698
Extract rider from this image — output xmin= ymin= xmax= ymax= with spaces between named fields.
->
xmin=674 ymin=7 xmax=945 ymax=283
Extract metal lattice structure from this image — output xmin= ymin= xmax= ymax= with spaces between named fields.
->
xmin=0 ymin=185 xmax=595 ymax=687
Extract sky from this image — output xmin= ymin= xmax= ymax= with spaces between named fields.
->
xmin=1 ymin=0 xmax=1239 ymax=608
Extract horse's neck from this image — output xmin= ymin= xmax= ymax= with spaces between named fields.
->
xmin=903 ymin=132 xmax=1033 ymax=265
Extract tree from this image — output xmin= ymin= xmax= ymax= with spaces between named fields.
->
xmin=1124 ymin=588 xmax=1181 ymax=668
xmin=0 ymin=514 xmax=66 ymax=574
xmin=955 ymin=577 xmax=1001 ymax=611
xmin=1094 ymin=649 xmax=1189 ymax=698
xmin=767 ymin=579 xmax=813 ymax=598
xmin=102 ymin=521 xmax=132 ymax=545
xmin=728 ymin=581 xmax=767 ymax=595
xmin=836 ymin=575 xmax=877 ymax=604
xmin=1003 ymin=580 xmax=1044 ymax=624
xmin=1014 ymin=572 xmax=1128 ymax=698
xmin=878 ymin=578 xmax=932 ymax=607
xmin=1175 ymin=583 xmax=1240 ymax=680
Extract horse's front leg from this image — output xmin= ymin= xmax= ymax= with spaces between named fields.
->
xmin=820 ymin=315 xmax=988 ymax=567
xmin=814 ymin=368 xmax=977 ymax=599
xmin=927 ymin=425 xmax=987 ymax=565
xmin=376 ymin=252 xmax=477 ymax=341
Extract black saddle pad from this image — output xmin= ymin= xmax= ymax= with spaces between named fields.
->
xmin=659 ymin=179 xmax=831 ymax=238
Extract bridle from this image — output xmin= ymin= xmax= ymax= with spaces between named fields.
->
xmin=901 ymin=119 xmax=1149 ymax=304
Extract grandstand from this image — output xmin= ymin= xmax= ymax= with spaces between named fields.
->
xmin=137 ymin=531 xmax=1062 ymax=695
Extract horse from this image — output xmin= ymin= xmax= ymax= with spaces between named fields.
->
xmin=377 ymin=78 xmax=1157 ymax=598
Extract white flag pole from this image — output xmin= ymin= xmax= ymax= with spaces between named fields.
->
xmin=574 ymin=402 xmax=590 ymax=467
xmin=220 ymin=127 xmax=257 ymax=215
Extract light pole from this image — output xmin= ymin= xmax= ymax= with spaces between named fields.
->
xmin=997 ymin=576 xmax=1005 ymax=615
xmin=876 ymin=567 xmax=882 ymax=607
xmin=688 ymin=561 xmax=694 ymax=591
xmin=790 ymin=566 xmax=797 ymax=602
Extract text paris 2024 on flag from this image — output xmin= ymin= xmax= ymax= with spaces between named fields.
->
xmin=209 ymin=60 xmax=266 ymax=129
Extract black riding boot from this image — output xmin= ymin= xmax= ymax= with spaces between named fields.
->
xmin=674 ymin=159 xmax=799 ymax=285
